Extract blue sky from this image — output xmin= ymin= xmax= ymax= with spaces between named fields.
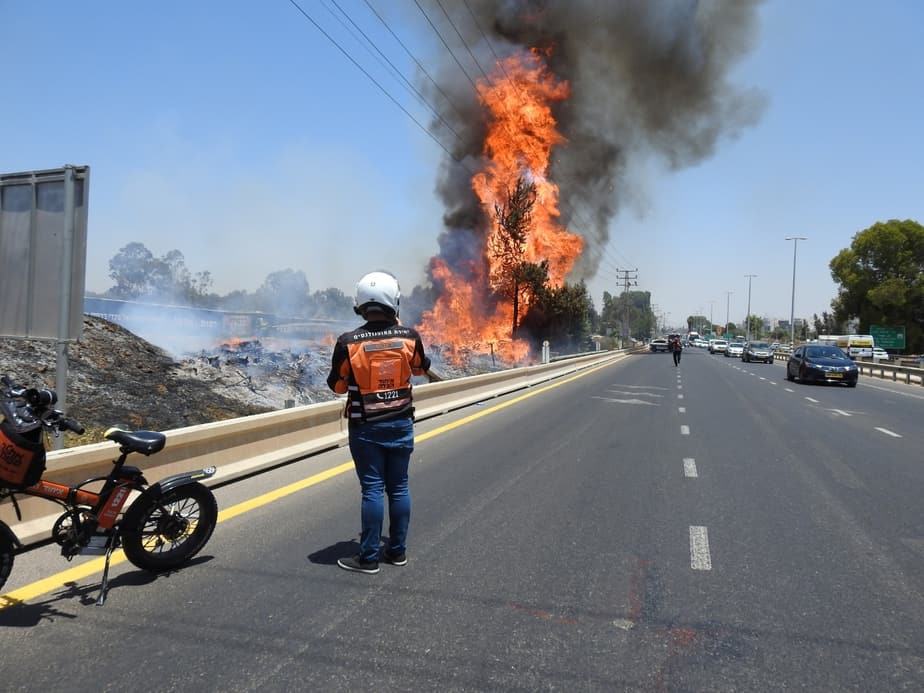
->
xmin=3 ymin=1 xmax=922 ymax=334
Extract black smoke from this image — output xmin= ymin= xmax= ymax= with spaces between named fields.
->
xmin=419 ymin=0 xmax=767 ymax=283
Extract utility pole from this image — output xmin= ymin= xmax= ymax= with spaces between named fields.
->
xmin=708 ymin=300 xmax=716 ymax=333
xmin=616 ymin=268 xmax=638 ymax=346
xmin=785 ymin=236 xmax=807 ymax=348
xmin=724 ymin=291 xmax=733 ymax=337
xmin=744 ymin=274 xmax=757 ymax=342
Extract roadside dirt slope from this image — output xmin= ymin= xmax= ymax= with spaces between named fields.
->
xmin=0 ymin=316 xmax=282 ymax=441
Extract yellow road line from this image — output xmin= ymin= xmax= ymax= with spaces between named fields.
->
xmin=1 ymin=359 xmax=616 ymax=608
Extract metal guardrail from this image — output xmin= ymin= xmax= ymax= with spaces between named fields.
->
xmin=854 ymin=359 xmax=924 ymax=385
xmin=2 ymin=350 xmax=628 ymax=545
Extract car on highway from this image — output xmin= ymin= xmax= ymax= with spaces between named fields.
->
xmin=742 ymin=340 xmax=774 ymax=363
xmin=725 ymin=342 xmax=745 ymax=358
xmin=871 ymin=347 xmax=889 ymax=361
xmin=786 ymin=344 xmax=858 ymax=387
xmin=708 ymin=339 xmax=728 ymax=354
xmin=649 ymin=337 xmax=669 ymax=353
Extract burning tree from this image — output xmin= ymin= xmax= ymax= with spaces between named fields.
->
xmin=489 ymin=177 xmax=549 ymax=338
xmin=417 ymin=51 xmax=583 ymax=365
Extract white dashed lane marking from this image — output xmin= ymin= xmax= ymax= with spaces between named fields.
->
xmin=680 ymin=425 xmax=690 ymax=435
xmin=678 ymin=407 xmax=686 ymax=413
xmin=690 ymin=526 xmax=712 ymax=570
xmin=875 ymin=427 xmax=902 ymax=438
xmin=683 ymin=458 xmax=698 ymax=477
xmin=805 ymin=397 xmax=819 ymax=403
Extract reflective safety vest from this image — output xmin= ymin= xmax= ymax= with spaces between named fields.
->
xmin=333 ymin=324 xmax=428 ymax=423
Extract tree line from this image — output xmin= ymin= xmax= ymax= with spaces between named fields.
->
xmin=681 ymin=219 xmax=923 ymax=352
xmin=94 ymin=215 xmax=924 ymax=355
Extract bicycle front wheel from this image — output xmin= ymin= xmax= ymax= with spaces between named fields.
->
xmin=0 ymin=525 xmax=15 ymax=592
xmin=120 ymin=482 xmax=217 ymax=573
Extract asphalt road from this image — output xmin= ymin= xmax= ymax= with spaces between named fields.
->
xmin=2 ymin=348 xmax=923 ymax=692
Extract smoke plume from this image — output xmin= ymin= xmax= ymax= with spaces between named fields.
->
xmin=421 ymin=0 xmax=766 ymax=284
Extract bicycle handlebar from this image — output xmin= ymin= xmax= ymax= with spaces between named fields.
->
xmin=1 ymin=375 xmax=85 ymax=437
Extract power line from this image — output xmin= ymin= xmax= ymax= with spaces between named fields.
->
xmin=412 ymin=0 xmax=480 ymax=92
xmin=461 ymin=0 xmax=516 ymax=85
xmin=325 ymin=0 xmax=463 ymax=142
xmin=434 ymin=0 xmax=493 ymax=84
xmin=362 ymin=0 xmax=469 ymax=125
xmin=286 ymin=0 xmax=475 ymax=173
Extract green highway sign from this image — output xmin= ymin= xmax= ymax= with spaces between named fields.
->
xmin=870 ymin=325 xmax=905 ymax=350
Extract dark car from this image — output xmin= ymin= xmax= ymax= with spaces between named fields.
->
xmin=742 ymin=340 xmax=774 ymax=363
xmin=786 ymin=345 xmax=858 ymax=387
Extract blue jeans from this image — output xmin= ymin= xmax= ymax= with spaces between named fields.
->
xmin=348 ymin=417 xmax=414 ymax=562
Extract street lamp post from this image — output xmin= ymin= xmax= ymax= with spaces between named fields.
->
xmin=786 ymin=236 xmax=807 ymax=348
xmin=708 ymin=300 xmax=716 ymax=333
xmin=724 ymin=291 xmax=733 ymax=337
xmin=744 ymin=274 xmax=757 ymax=342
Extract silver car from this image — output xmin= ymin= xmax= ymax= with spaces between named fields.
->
xmin=742 ymin=341 xmax=774 ymax=363
xmin=725 ymin=342 xmax=745 ymax=358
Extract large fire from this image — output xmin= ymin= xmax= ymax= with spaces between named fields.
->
xmin=417 ymin=49 xmax=584 ymax=365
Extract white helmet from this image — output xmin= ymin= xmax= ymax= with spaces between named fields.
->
xmin=354 ymin=271 xmax=400 ymax=317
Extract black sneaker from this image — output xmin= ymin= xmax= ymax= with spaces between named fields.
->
xmin=382 ymin=550 xmax=407 ymax=566
xmin=337 ymin=555 xmax=380 ymax=574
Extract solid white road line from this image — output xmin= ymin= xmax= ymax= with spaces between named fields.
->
xmin=863 ymin=383 xmax=924 ymax=400
xmin=875 ymin=427 xmax=902 ymax=438
xmin=690 ymin=526 xmax=712 ymax=570
xmin=683 ymin=458 xmax=698 ymax=477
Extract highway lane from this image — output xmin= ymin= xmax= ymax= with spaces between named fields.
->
xmin=667 ymin=348 xmax=924 ymax=690
xmin=1 ymin=350 xmax=923 ymax=691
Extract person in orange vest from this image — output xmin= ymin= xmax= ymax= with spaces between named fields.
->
xmin=327 ymin=271 xmax=433 ymax=574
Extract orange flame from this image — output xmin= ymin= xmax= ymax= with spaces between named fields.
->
xmin=418 ymin=49 xmax=583 ymax=365
xmin=222 ymin=336 xmax=253 ymax=349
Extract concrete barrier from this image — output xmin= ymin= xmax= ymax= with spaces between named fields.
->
xmin=2 ymin=350 xmax=627 ymax=545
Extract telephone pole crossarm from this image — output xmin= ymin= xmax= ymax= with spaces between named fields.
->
xmin=616 ymin=268 xmax=638 ymax=345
